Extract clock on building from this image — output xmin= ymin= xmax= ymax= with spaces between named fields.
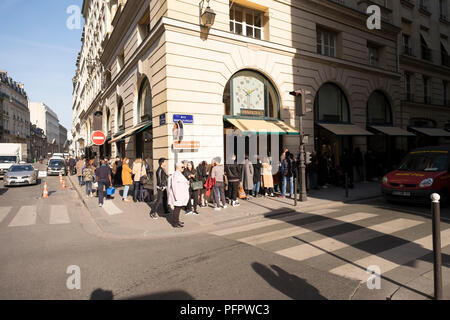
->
xmin=232 ymin=71 xmax=265 ymax=116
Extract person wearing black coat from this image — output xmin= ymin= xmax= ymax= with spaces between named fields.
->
xmin=252 ymin=157 xmax=262 ymax=197
xmin=225 ymin=154 xmax=242 ymax=206
xmin=196 ymin=161 xmax=208 ymax=207
xmin=150 ymin=158 xmax=169 ymax=219
xmin=183 ymin=161 xmax=199 ymax=215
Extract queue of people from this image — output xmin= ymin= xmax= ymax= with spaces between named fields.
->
xmin=69 ymin=152 xmax=303 ymax=229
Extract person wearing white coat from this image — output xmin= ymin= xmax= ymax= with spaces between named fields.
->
xmin=168 ymin=162 xmax=190 ymax=228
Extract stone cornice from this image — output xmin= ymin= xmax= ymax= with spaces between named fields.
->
xmin=400 ymin=55 xmax=450 ymax=77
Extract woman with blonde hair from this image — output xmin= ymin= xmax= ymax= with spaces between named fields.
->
xmin=121 ymin=157 xmax=133 ymax=202
xmin=132 ymin=157 xmax=147 ymax=202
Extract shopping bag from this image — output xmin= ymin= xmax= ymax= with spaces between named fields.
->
xmin=238 ymin=184 xmax=246 ymax=199
xmin=92 ymin=182 xmax=98 ymax=189
xmin=106 ymin=187 xmax=116 ymax=196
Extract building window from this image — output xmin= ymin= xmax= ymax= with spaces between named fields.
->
xmin=421 ymin=35 xmax=432 ymax=62
xmin=444 ymin=80 xmax=449 ymax=106
xmin=442 ymin=43 xmax=450 ymax=67
xmin=137 ymin=77 xmax=152 ymax=123
xmin=105 ymin=109 xmax=111 ymax=134
xmin=402 ymin=33 xmax=413 ymax=56
xmin=441 ymin=0 xmax=448 ymax=18
xmin=405 ymin=73 xmax=413 ymax=101
xmin=423 ymin=76 xmax=431 ymax=104
xmin=225 ymin=70 xmax=280 ymax=118
xmin=314 ymin=83 xmax=350 ymax=123
xmin=368 ymin=45 xmax=380 ymax=67
xmin=117 ymin=100 xmax=124 ymax=130
xmin=117 ymin=49 xmax=125 ymax=72
xmin=230 ymin=5 xmax=264 ymax=40
xmin=367 ymin=91 xmax=392 ymax=125
xmin=317 ymin=28 xmax=337 ymax=57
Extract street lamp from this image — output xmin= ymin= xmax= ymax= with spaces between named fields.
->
xmin=199 ymin=0 xmax=216 ymax=28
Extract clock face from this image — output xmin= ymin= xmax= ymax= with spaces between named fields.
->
xmin=233 ymin=72 xmax=265 ymax=116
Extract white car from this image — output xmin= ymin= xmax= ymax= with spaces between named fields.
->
xmin=3 ymin=164 xmax=38 ymax=187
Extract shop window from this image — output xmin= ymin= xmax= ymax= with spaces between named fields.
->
xmin=224 ymin=70 xmax=280 ymax=119
xmin=317 ymin=27 xmax=337 ymax=58
xmin=314 ymin=83 xmax=350 ymax=123
xmin=367 ymin=91 xmax=392 ymax=125
xmin=137 ymin=77 xmax=152 ymax=123
xmin=230 ymin=5 xmax=264 ymax=40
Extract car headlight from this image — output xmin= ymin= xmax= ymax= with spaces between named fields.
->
xmin=382 ymin=176 xmax=388 ymax=184
xmin=419 ymin=178 xmax=434 ymax=188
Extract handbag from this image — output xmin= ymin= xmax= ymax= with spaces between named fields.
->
xmin=139 ymin=163 xmax=149 ymax=184
xmin=238 ymin=183 xmax=247 ymax=199
xmin=106 ymin=187 xmax=116 ymax=196
xmin=92 ymin=182 xmax=98 ymax=189
xmin=191 ymin=180 xmax=203 ymax=191
xmin=204 ymin=176 xmax=216 ymax=197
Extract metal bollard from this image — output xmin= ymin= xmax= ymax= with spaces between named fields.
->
xmin=345 ymin=172 xmax=349 ymax=198
xmin=431 ymin=193 xmax=443 ymax=300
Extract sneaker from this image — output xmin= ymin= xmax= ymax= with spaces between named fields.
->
xmin=98 ymin=203 xmax=103 ymax=207
xmin=185 ymin=211 xmax=193 ymax=215
xmin=150 ymin=213 xmax=158 ymax=220
xmin=192 ymin=211 xmax=199 ymax=215
xmin=214 ymin=207 xmax=221 ymax=211
xmin=270 ymin=193 xmax=274 ymax=197
xmin=223 ymin=205 xmax=228 ymax=209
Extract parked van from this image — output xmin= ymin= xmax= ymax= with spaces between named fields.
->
xmin=382 ymin=146 xmax=450 ymax=204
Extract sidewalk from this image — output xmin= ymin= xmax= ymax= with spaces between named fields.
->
xmin=68 ymin=175 xmax=381 ymax=240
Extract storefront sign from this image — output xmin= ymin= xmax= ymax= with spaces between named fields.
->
xmin=173 ymin=114 xmax=194 ymax=124
xmin=173 ymin=141 xmax=200 ymax=150
xmin=159 ymin=114 xmax=166 ymax=126
xmin=240 ymin=109 xmax=265 ymax=116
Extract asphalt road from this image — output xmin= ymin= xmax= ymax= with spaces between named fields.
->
xmin=0 ymin=168 xmax=449 ymax=300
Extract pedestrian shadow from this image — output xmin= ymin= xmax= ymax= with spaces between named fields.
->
xmin=89 ymin=288 xmax=195 ymax=300
xmin=251 ymin=262 xmax=326 ymax=300
xmin=0 ymin=188 xmax=7 ymax=196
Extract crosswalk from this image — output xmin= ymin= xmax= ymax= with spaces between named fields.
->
xmin=211 ymin=207 xmax=450 ymax=282
xmin=0 ymin=205 xmax=76 ymax=228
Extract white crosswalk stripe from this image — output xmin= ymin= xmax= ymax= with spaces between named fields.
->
xmin=102 ymin=200 xmax=122 ymax=215
xmin=49 ymin=205 xmax=70 ymax=225
xmin=8 ymin=206 xmax=37 ymax=227
xmin=276 ymin=218 xmax=423 ymax=262
xmin=329 ymin=228 xmax=450 ymax=281
xmin=0 ymin=207 xmax=12 ymax=224
xmin=237 ymin=212 xmax=377 ymax=246
xmin=212 ymin=209 xmax=338 ymax=237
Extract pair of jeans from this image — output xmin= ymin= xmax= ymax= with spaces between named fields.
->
xmin=252 ymin=181 xmax=261 ymax=196
xmin=123 ymin=185 xmax=130 ymax=199
xmin=213 ymin=181 xmax=226 ymax=207
xmin=98 ymin=181 xmax=109 ymax=205
xmin=85 ymin=181 xmax=93 ymax=196
xmin=282 ymin=176 xmax=294 ymax=197
xmin=133 ymin=181 xmax=144 ymax=201
xmin=229 ymin=181 xmax=239 ymax=201
xmin=78 ymin=176 xmax=84 ymax=185
xmin=151 ymin=189 xmax=169 ymax=214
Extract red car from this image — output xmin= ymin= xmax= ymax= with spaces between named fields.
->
xmin=382 ymin=146 xmax=450 ymax=204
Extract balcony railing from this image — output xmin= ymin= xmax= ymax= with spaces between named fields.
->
xmin=421 ymin=46 xmax=433 ymax=62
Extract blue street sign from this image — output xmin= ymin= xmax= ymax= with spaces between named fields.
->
xmin=173 ymin=114 xmax=194 ymax=124
xmin=160 ymin=114 xmax=166 ymax=126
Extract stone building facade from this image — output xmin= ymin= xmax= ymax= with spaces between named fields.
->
xmin=72 ymin=0 xmax=450 ymax=184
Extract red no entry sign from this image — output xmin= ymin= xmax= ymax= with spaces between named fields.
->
xmin=91 ymin=131 xmax=106 ymax=146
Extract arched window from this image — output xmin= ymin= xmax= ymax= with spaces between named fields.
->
xmin=314 ymin=83 xmax=350 ymax=123
xmin=367 ymin=91 xmax=392 ymax=125
xmin=117 ymin=99 xmax=124 ymax=130
xmin=137 ymin=77 xmax=152 ymax=123
xmin=224 ymin=70 xmax=280 ymax=118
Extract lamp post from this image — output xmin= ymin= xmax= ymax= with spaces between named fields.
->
xmin=199 ymin=0 xmax=216 ymax=28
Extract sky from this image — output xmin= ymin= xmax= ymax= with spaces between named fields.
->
xmin=0 ymin=0 xmax=84 ymax=137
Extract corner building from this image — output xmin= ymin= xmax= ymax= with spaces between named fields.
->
xmin=74 ymin=0 xmax=446 ymax=183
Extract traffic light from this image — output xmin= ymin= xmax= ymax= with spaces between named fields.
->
xmin=305 ymin=151 xmax=312 ymax=165
xmin=289 ymin=89 xmax=312 ymax=117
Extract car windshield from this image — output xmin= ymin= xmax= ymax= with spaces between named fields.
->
xmin=9 ymin=165 xmax=33 ymax=172
xmin=398 ymin=152 xmax=448 ymax=172
xmin=0 ymin=156 xmax=17 ymax=163
xmin=49 ymin=160 xmax=64 ymax=166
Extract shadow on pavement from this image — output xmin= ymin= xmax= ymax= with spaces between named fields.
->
xmin=0 ymin=188 xmax=7 ymax=196
xmin=90 ymin=288 xmax=195 ymax=300
xmin=251 ymin=262 xmax=326 ymax=300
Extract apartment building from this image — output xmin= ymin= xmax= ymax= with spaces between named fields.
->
xmin=0 ymin=70 xmax=31 ymax=158
xmin=30 ymin=102 xmax=60 ymax=155
xmin=393 ymin=0 xmax=450 ymax=149
xmin=72 ymin=0 xmax=450 ymax=182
